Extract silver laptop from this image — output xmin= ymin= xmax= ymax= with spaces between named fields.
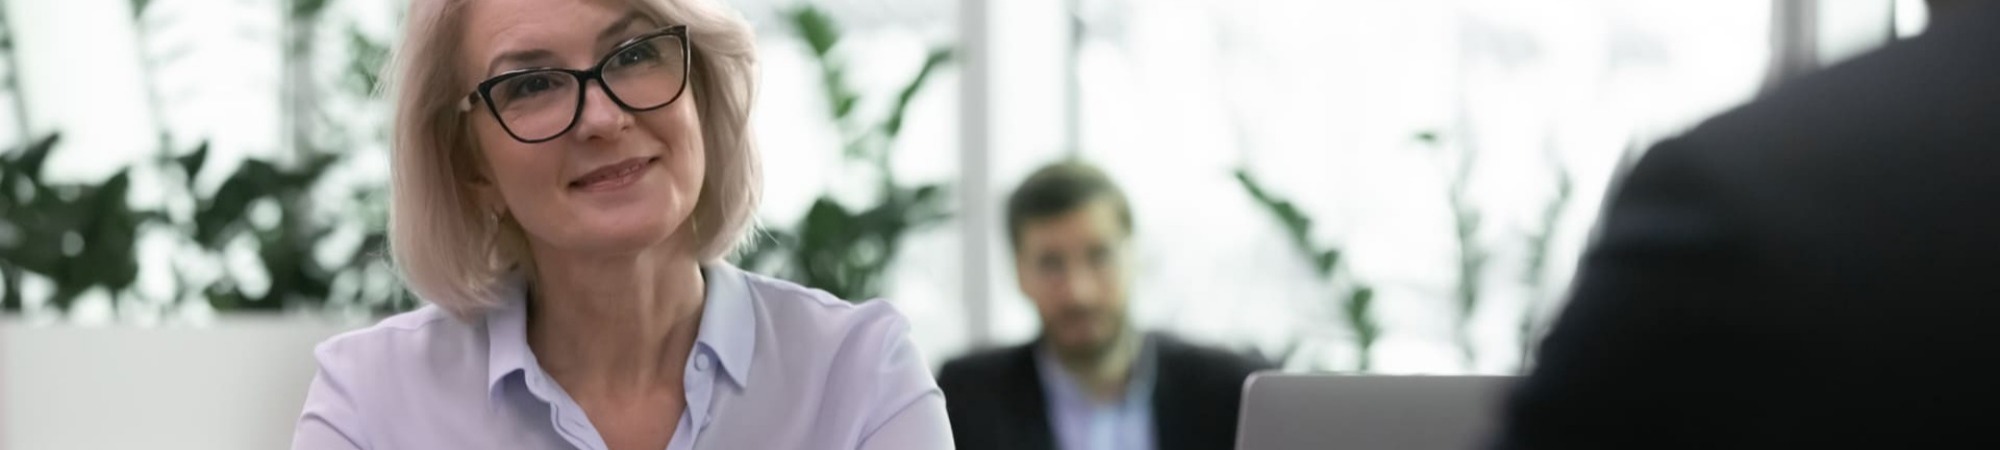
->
xmin=1235 ymin=373 xmax=1516 ymax=450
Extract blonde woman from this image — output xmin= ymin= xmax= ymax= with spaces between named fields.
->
xmin=289 ymin=0 xmax=951 ymax=448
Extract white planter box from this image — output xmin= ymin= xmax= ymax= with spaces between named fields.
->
xmin=1 ymin=316 xmax=363 ymax=450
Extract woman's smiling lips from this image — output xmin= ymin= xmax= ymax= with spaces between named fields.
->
xmin=568 ymin=156 xmax=660 ymax=192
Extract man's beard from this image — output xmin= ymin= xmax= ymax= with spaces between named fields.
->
xmin=1051 ymin=317 xmax=1130 ymax=366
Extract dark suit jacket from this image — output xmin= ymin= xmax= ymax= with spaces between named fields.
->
xmin=1495 ymin=5 xmax=2000 ymax=449
xmin=938 ymin=333 xmax=1270 ymax=450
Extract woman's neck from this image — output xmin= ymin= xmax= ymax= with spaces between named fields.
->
xmin=525 ymin=243 xmax=706 ymax=398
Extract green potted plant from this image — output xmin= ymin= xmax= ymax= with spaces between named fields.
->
xmin=732 ymin=5 xmax=955 ymax=302
xmin=0 ymin=3 xmax=398 ymax=446
xmin=1234 ymin=168 xmax=1381 ymax=372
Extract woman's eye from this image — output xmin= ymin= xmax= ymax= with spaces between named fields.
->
xmin=612 ymin=45 xmax=662 ymax=68
xmin=505 ymin=74 xmax=566 ymax=99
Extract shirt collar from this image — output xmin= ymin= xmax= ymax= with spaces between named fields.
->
xmin=483 ymin=263 xmax=759 ymax=393
xmin=485 ymin=272 xmax=533 ymax=393
xmin=696 ymin=263 xmax=757 ymax=388
xmin=1034 ymin=333 xmax=1159 ymax=407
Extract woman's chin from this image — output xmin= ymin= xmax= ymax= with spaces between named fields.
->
xmin=553 ymin=214 xmax=690 ymax=256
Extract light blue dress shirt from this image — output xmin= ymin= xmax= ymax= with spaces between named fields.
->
xmin=291 ymin=263 xmax=952 ymax=449
xmin=1034 ymin=337 xmax=1158 ymax=450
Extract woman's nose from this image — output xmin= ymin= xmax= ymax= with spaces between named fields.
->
xmin=568 ymin=80 xmax=632 ymax=141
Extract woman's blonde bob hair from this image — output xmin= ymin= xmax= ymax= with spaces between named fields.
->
xmin=386 ymin=0 xmax=760 ymax=318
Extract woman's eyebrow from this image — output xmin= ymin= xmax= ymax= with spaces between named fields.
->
xmin=598 ymin=12 xmax=652 ymax=44
xmin=482 ymin=12 xmax=652 ymax=77
xmin=487 ymin=49 xmax=558 ymax=77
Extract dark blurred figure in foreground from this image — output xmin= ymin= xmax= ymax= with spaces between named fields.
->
xmin=939 ymin=161 xmax=1270 ymax=450
xmin=1496 ymin=1 xmax=2000 ymax=448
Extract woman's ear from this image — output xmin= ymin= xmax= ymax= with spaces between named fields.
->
xmin=457 ymin=140 xmax=506 ymax=218
xmin=472 ymin=184 xmax=506 ymax=219
xmin=466 ymin=172 xmax=509 ymax=220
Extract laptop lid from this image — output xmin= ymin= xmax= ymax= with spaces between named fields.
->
xmin=1235 ymin=373 xmax=1515 ymax=450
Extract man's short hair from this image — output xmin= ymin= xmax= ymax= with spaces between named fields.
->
xmin=1005 ymin=160 xmax=1133 ymax=251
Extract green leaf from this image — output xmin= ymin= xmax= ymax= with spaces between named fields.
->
xmin=799 ymin=198 xmax=853 ymax=247
xmin=290 ymin=0 xmax=332 ymax=20
xmin=1457 ymin=210 xmax=1481 ymax=236
xmin=881 ymin=47 xmax=955 ymax=138
xmin=9 ymin=134 xmax=60 ymax=184
xmin=730 ymin=229 xmax=793 ymax=272
xmin=82 ymin=173 xmax=143 ymax=291
xmin=841 ymin=134 xmax=874 ymax=161
xmin=255 ymin=225 xmax=314 ymax=309
xmin=903 ymin=184 xmax=951 ymax=221
xmin=1346 ymin=286 xmax=1379 ymax=371
xmin=1345 ymin=287 xmax=1374 ymax=323
xmin=1314 ymin=249 xmax=1341 ymax=276
xmin=296 ymin=152 xmax=342 ymax=184
xmin=1232 ymin=170 xmax=1268 ymax=201
xmin=787 ymin=5 xmax=841 ymax=58
xmin=345 ymin=27 xmax=391 ymax=97
xmin=748 ymin=7 xmax=959 ymax=304
xmin=205 ymin=285 xmax=250 ymax=311
xmin=344 ymin=233 xmax=389 ymax=270
xmin=794 ymin=197 xmax=861 ymax=297
xmin=175 ymin=142 xmax=209 ymax=179
xmin=832 ymin=89 xmax=858 ymax=121
xmin=1234 ymin=168 xmax=1321 ymax=270
xmin=1346 ymin=287 xmax=1378 ymax=343
xmin=196 ymin=160 xmax=283 ymax=247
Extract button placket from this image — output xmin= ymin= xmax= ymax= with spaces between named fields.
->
xmin=686 ymin=351 xmax=718 ymax=432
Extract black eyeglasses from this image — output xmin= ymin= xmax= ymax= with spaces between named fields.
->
xmin=460 ymin=25 xmax=691 ymax=143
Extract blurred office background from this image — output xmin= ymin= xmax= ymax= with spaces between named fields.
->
xmin=0 ymin=0 xmax=1923 ymax=448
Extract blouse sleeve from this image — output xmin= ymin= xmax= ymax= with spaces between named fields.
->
xmin=854 ymin=307 xmax=955 ymax=450
xmin=292 ymin=340 xmax=368 ymax=450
